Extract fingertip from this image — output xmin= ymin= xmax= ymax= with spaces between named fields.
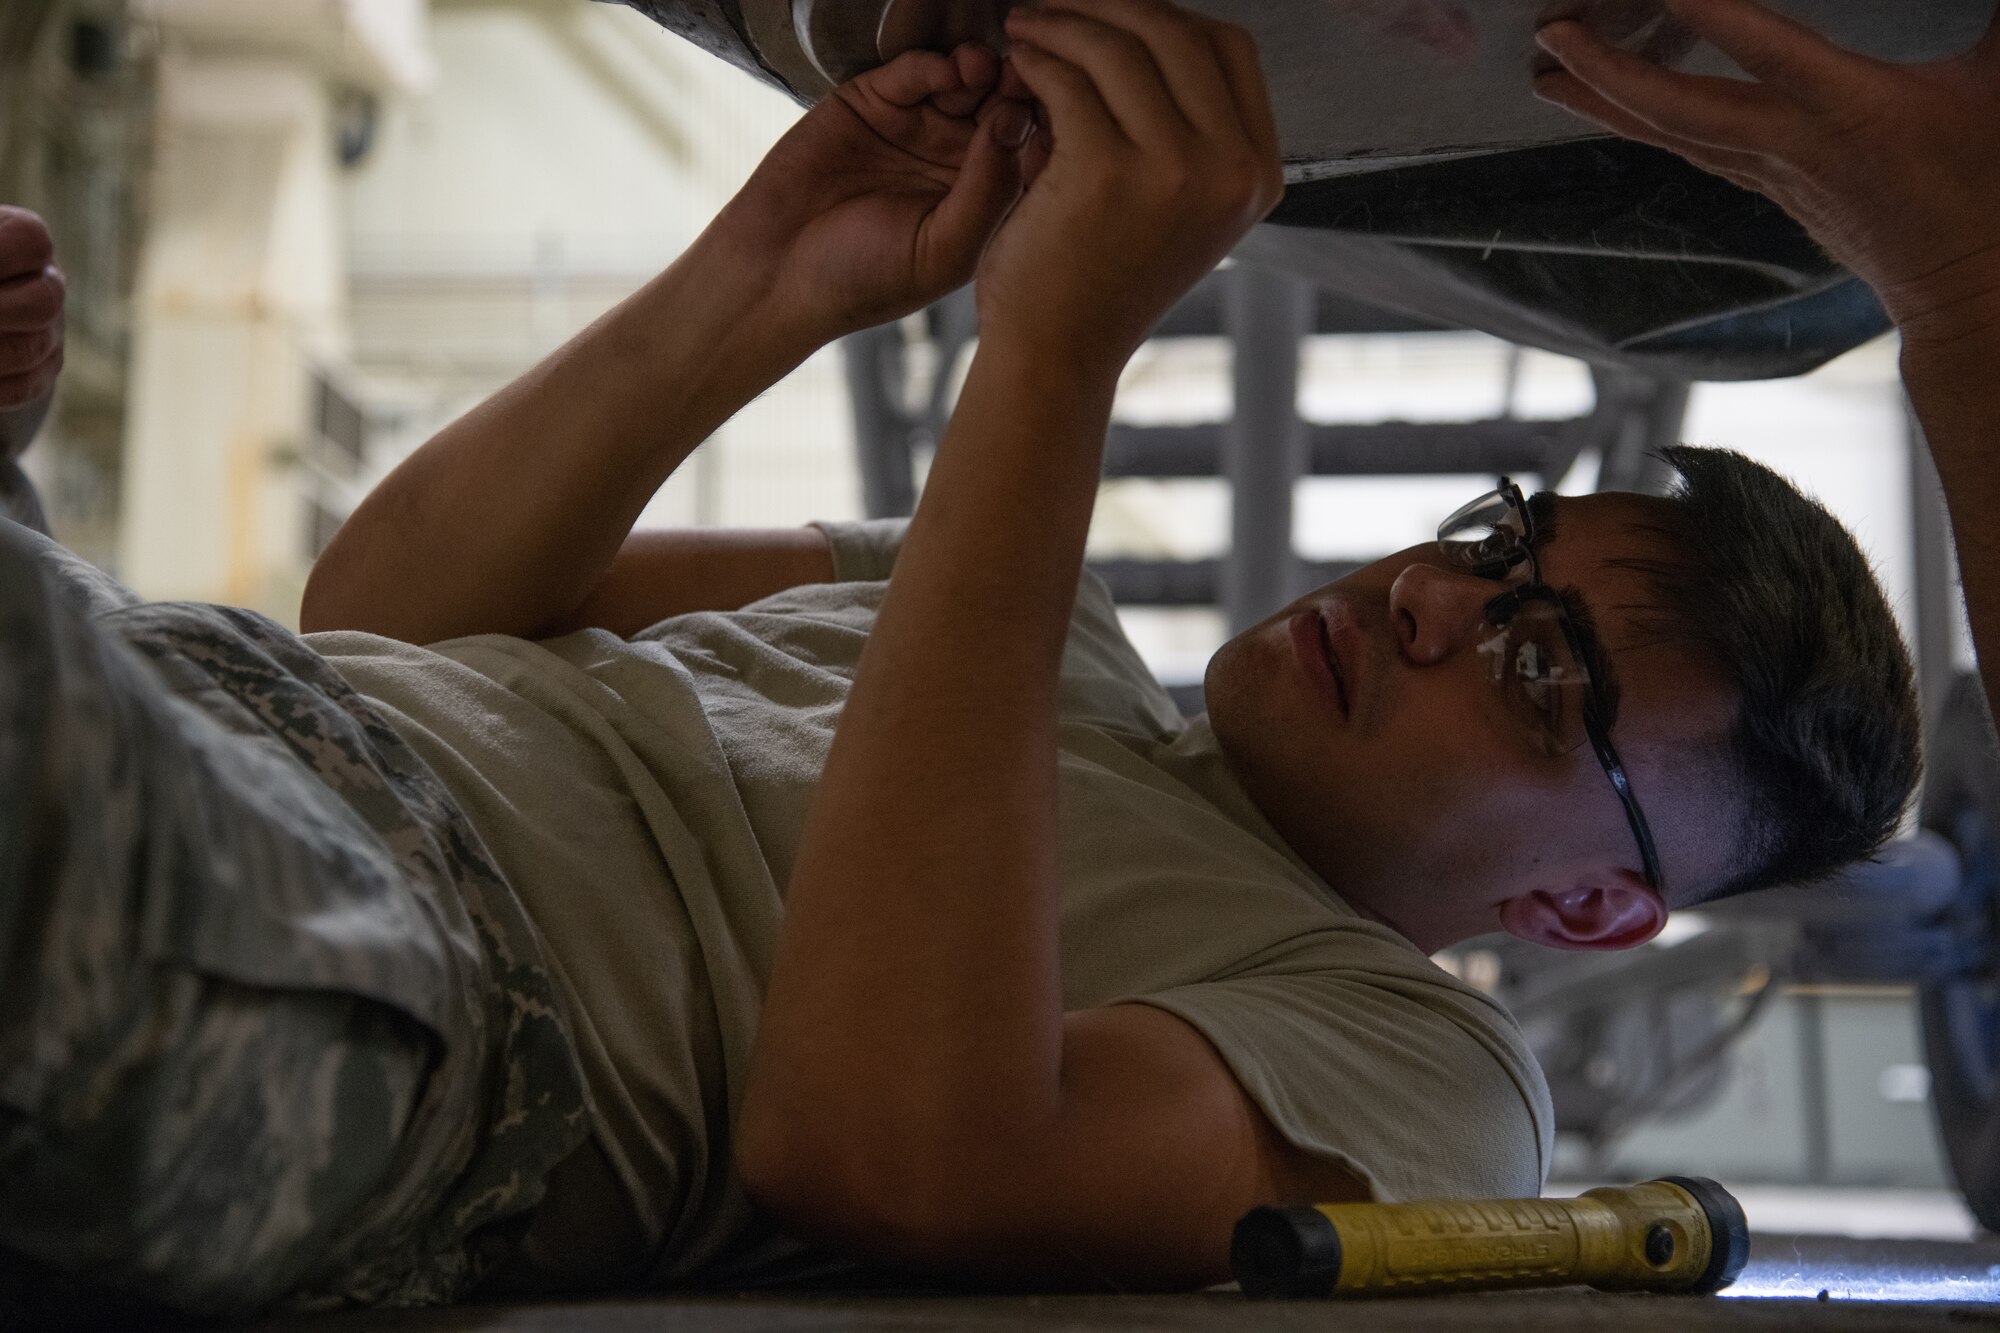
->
xmin=996 ymin=56 xmax=1034 ymax=101
xmin=0 ymin=218 xmax=54 ymax=279
xmin=954 ymin=41 xmax=1000 ymax=86
xmin=1534 ymin=70 xmax=1595 ymax=108
xmin=990 ymin=99 xmax=1036 ymax=147
xmin=862 ymin=46 xmax=957 ymax=104
xmin=1534 ymin=20 xmax=1577 ymax=53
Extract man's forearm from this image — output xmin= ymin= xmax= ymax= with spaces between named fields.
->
xmin=740 ymin=333 xmax=1119 ymax=1233
xmin=1904 ymin=311 xmax=2000 ymax=731
xmin=300 ymin=230 xmax=825 ymax=643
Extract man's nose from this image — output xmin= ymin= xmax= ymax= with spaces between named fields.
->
xmin=1387 ymin=561 xmax=1499 ymax=666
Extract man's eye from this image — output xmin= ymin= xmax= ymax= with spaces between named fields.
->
xmin=1445 ymin=533 xmax=1514 ymax=575
xmin=1511 ymin=640 xmax=1564 ymax=723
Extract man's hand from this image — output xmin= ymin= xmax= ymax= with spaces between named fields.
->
xmin=0 ymin=207 xmax=65 ymax=414
xmin=1534 ymin=0 xmax=2000 ymax=348
xmin=714 ymin=43 xmax=1036 ymax=341
xmin=977 ymin=0 xmax=1284 ymax=373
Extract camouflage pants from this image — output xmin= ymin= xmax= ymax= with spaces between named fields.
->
xmin=0 ymin=519 xmax=589 ymax=1318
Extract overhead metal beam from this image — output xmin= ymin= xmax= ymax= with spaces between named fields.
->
xmin=1594 ymin=368 xmax=1691 ymax=495
xmin=1102 ymin=418 xmax=1584 ymax=480
xmin=1224 ymin=263 xmax=1313 ymax=635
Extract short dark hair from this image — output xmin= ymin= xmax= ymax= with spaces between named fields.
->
xmin=1605 ymin=445 xmax=1922 ymax=905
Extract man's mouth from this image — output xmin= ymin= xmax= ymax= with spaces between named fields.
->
xmin=1290 ymin=609 xmax=1349 ymax=720
xmin=1321 ymin=611 xmax=1354 ymax=718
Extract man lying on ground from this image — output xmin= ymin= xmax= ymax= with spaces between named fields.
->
xmin=0 ymin=0 xmax=1966 ymax=1316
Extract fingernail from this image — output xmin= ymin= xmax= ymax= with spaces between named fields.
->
xmin=995 ymin=103 xmax=1034 ymax=146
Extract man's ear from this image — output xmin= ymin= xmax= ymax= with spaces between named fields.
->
xmin=1497 ymin=875 xmax=1667 ymax=952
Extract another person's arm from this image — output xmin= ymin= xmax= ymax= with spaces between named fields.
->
xmin=301 ymin=44 xmax=1032 ymax=642
xmin=1533 ymin=0 xmax=2000 ymax=720
xmin=0 ymin=207 xmax=65 ymax=460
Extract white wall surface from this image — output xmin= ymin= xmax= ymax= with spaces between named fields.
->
xmin=121 ymin=54 xmax=352 ymax=609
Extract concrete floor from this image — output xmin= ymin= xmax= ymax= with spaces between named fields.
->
xmin=266 ymin=1234 xmax=2000 ymax=1333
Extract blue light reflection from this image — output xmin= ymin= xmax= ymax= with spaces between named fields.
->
xmin=1724 ymin=1246 xmax=2000 ymax=1303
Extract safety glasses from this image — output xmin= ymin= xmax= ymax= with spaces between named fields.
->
xmin=1438 ymin=480 xmax=1665 ymax=893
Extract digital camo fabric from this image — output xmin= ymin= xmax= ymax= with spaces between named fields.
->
xmin=0 ymin=520 xmax=588 ymax=1317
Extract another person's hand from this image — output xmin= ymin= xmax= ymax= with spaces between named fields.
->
xmin=716 ymin=43 xmax=1036 ymax=340
xmin=0 ymin=206 xmax=65 ymax=410
xmin=975 ymin=0 xmax=1283 ymax=371
xmin=1533 ymin=0 xmax=2000 ymax=348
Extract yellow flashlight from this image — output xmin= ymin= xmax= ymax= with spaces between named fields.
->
xmin=1232 ymin=1176 xmax=1749 ymax=1298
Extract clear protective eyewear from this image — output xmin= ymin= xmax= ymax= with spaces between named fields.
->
xmin=1437 ymin=479 xmax=1666 ymax=893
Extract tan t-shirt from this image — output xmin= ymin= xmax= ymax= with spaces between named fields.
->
xmin=313 ymin=518 xmax=1552 ymax=1287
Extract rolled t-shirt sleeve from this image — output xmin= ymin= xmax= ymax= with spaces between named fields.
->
xmin=1131 ymin=965 xmax=1553 ymax=1204
xmin=809 ymin=518 xmax=910 ymax=585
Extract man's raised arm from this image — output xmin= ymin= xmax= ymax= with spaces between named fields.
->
xmin=302 ymin=44 xmax=1034 ymax=644
xmin=1535 ymin=0 xmax=2000 ymax=726
xmin=735 ymin=0 xmax=1316 ymax=1289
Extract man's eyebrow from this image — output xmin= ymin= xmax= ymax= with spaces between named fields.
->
xmin=1525 ymin=489 xmax=1560 ymax=553
xmin=1557 ymin=586 xmax=1622 ymax=730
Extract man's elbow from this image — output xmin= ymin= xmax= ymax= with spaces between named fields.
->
xmin=732 ymin=1097 xmax=1016 ymax=1269
xmin=299 ymin=541 xmax=433 ymax=641
xmin=732 ymin=1108 xmax=1214 ymax=1291
xmin=738 ymin=1104 xmax=917 ymax=1247
xmin=298 ymin=511 xmax=376 ymax=633
xmin=297 ymin=566 xmax=338 ymax=635
xmin=298 ymin=559 xmax=372 ymax=636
